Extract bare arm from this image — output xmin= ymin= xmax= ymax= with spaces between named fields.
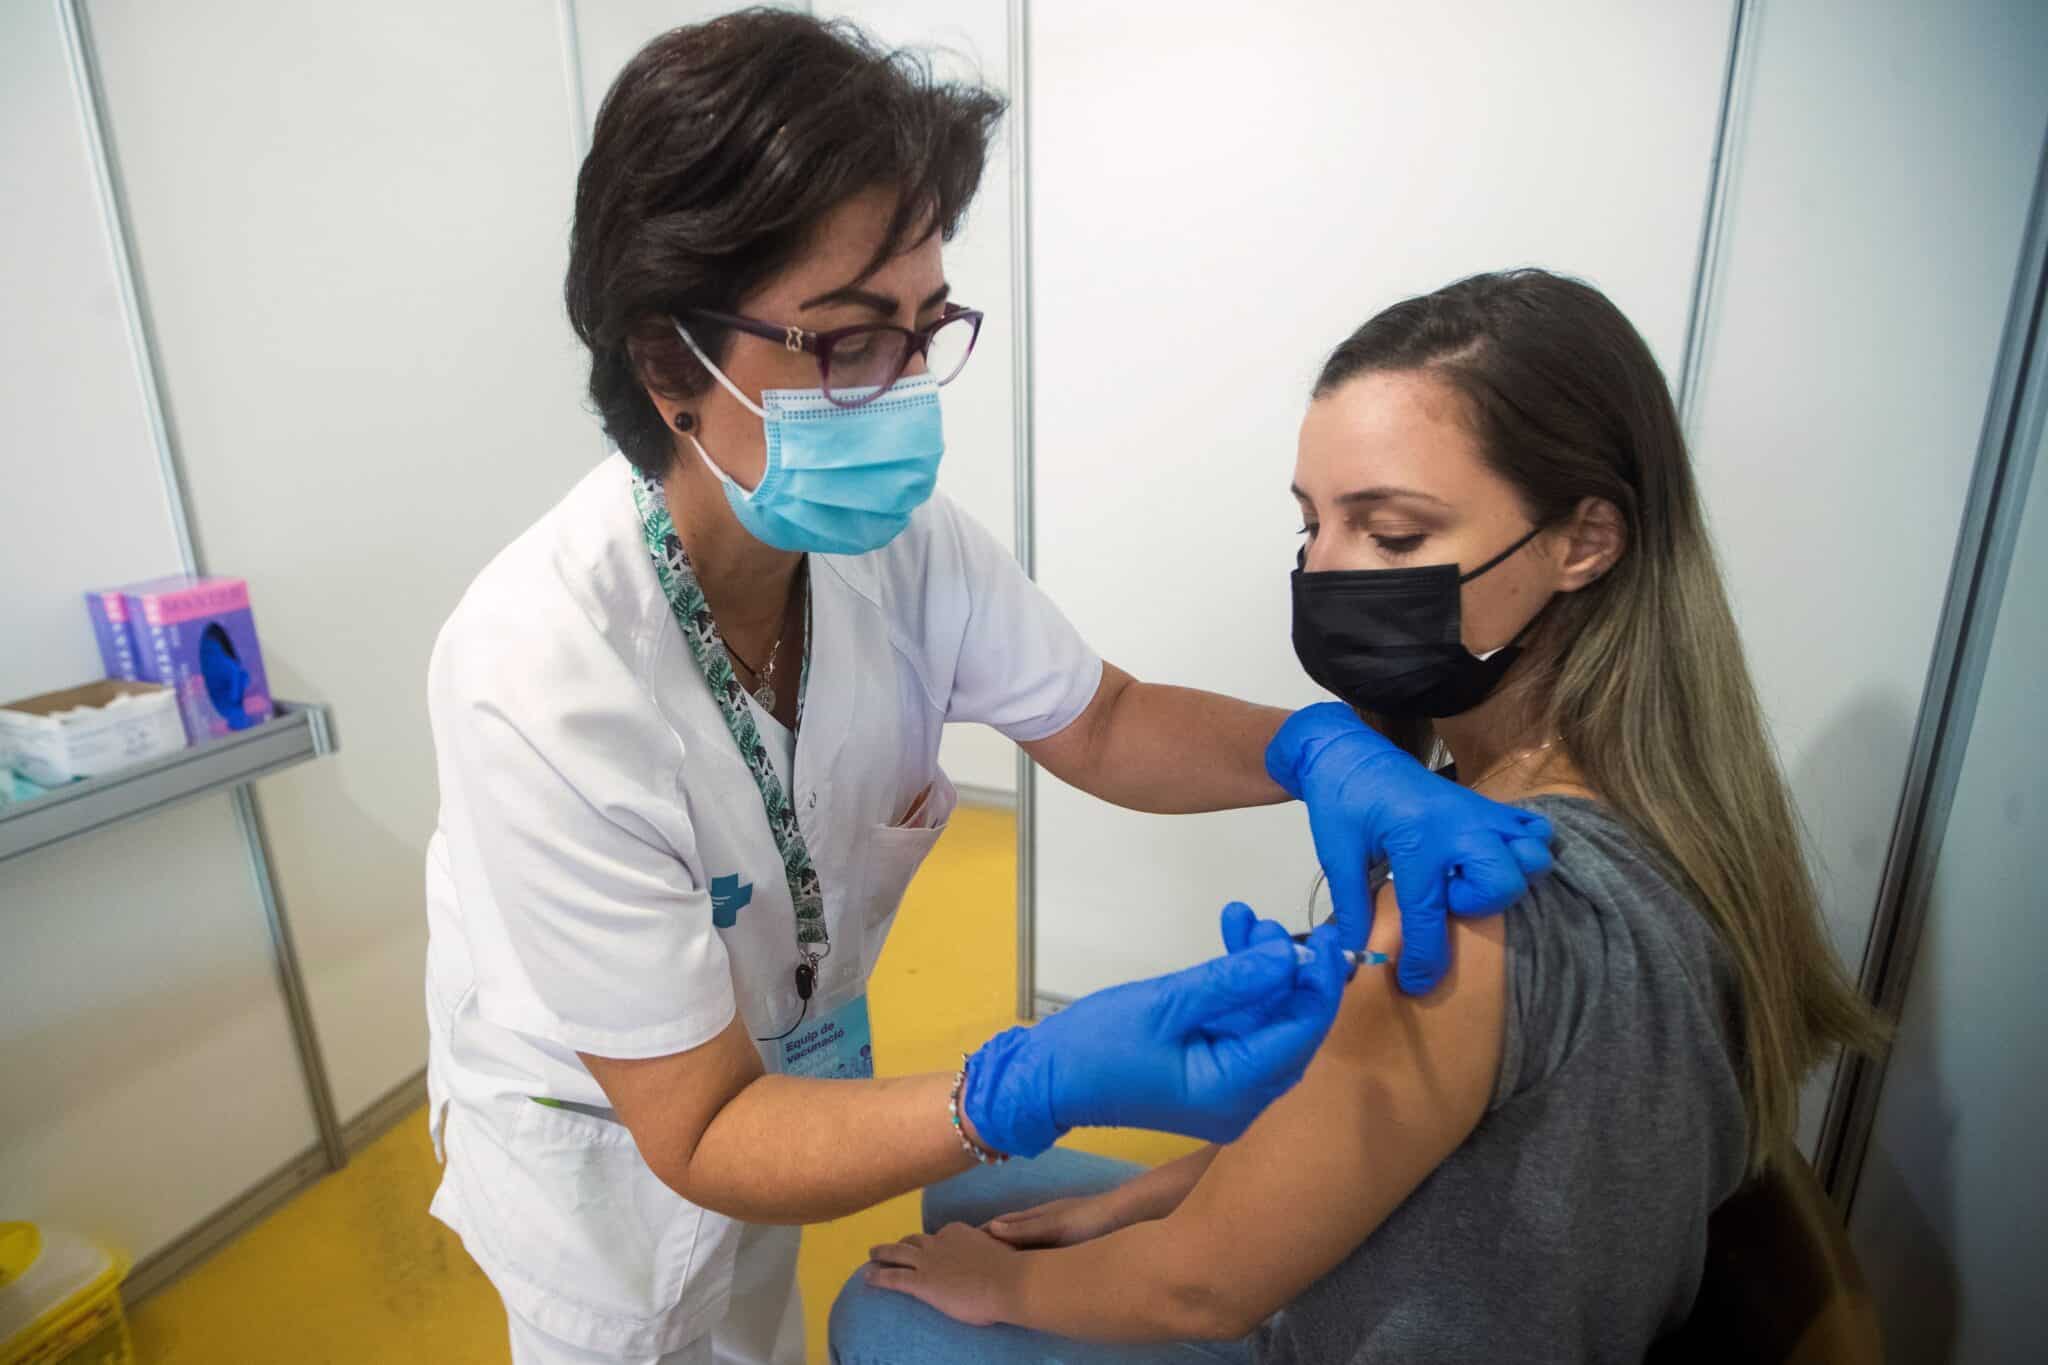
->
xmin=1013 ymin=885 xmax=1502 ymax=1339
xmin=582 ymin=1013 xmax=980 ymax=1225
xmin=870 ymin=882 xmax=1505 ymax=1339
xmin=986 ymin=1144 xmax=1222 ymax=1249
xmin=1102 ymin=1144 xmax=1221 ymax=1222
xmin=1023 ymin=663 xmax=1292 ymax=814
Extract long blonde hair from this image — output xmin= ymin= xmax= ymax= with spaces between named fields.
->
xmin=1318 ymin=270 xmax=1885 ymax=1170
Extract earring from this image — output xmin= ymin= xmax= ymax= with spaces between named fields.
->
xmin=673 ymin=411 xmax=696 ymax=433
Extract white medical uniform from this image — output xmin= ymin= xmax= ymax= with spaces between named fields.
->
xmin=423 ymin=454 xmax=1100 ymax=1363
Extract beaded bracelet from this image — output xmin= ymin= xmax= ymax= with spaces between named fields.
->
xmin=948 ymin=1052 xmax=1009 ymax=1165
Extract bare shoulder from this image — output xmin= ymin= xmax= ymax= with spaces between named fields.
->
xmin=1319 ymin=878 xmax=1507 ymax=1104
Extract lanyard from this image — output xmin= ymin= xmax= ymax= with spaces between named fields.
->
xmin=632 ymin=475 xmax=829 ymax=976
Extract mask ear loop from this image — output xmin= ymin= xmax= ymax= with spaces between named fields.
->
xmin=1460 ymin=522 xmax=1553 ymax=660
xmin=1457 ymin=522 xmax=1548 ymax=583
xmin=673 ymin=318 xmax=767 ymax=419
xmin=672 ymin=318 xmax=769 ymax=496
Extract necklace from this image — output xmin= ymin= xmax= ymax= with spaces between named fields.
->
xmin=722 ymin=564 xmax=807 ymax=714
xmin=1467 ymin=737 xmax=1560 ymax=793
xmin=722 ymin=624 xmax=785 ymax=712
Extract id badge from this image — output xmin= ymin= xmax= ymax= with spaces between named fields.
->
xmin=776 ymin=988 xmax=875 ymax=1080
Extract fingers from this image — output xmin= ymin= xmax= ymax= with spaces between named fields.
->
xmin=1388 ymin=855 xmax=1451 ymax=997
xmin=1154 ymin=937 xmax=1301 ymax=1037
xmin=1299 ymin=924 xmax=1349 ymax=1003
xmin=1444 ymin=829 xmax=1533 ymax=917
xmin=1219 ymin=901 xmax=1256 ymax=954
xmin=1222 ymin=902 xmax=1297 ymax=956
xmin=986 ymin=1200 xmax=1065 ymax=1229
xmin=1508 ymin=835 xmax=1553 ymax=878
xmin=863 ymin=1265 xmax=919 ymax=1295
xmin=1230 ymin=925 xmax=1347 ymax=1058
xmin=867 ymin=1234 xmax=927 ymax=1269
xmin=1196 ymin=929 xmax=1347 ymax=1122
xmin=1265 ymin=702 xmax=1367 ymax=793
xmin=986 ymin=1215 xmax=1058 ymax=1248
xmin=1315 ymin=823 xmax=1375 ymax=954
xmin=1248 ymin=916 xmax=1293 ymax=949
xmin=1471 ymin=799 xmax=1551 ymax=843
xmin=984 ymin=1204 xmax=1060 ymax=1246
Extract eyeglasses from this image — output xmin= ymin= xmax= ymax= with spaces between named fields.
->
xmin=685 ymin=303 xmax=984 ymax=408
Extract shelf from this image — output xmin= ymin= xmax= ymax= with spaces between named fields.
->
xmin=0 ymin=701 xmax=337 ymax=865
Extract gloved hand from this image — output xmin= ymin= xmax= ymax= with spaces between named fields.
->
xmin=1219 ymin=901 xmax=1297 ymax=955
xmin=1266 ymin=702 xmax=1554 ymax=994
xmin=963 ymin=912 xmax=1348 ymax=1158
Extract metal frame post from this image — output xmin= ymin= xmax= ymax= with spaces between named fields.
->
xmin=1007 ymin=0 xmax=1041 ymax=1021
xmin=57 ymin=0 xmax=348 ymax=1171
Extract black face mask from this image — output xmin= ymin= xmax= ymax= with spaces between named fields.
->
xmin=1291 ymin=525 xmax=1548 ymax=719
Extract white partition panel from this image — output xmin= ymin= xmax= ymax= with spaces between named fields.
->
xmin=1848 ymin=331 xmax=2048 ymax=1365
xmin=1028 ymin=0 xmax=1736 ymax=1000
xmin=1682 ymin=0 xmax=2048 ymax=1147
xmin=83 ymin=0 xmax=603 ymax=1118
xmin=0 ymin=0 xmax=315 ymax=1264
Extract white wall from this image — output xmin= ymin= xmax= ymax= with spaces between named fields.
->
xmin=0 ymin=0 xmax=316 ymax=1263
xmin=1028 ymin=0 xmax=1736 ymax=997
xmin=82 ymin=0 xmax=602 ymax=1118
xmin=0 ymin=0 xmax=181 ymax=700
xmin=1682 ymin=0 xmax=2048 ymax=1146
xmin=1847 ymin=377 xmax=2048 ymax=1364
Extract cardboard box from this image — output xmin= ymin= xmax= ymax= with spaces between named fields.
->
xmin=0 ymin=680 xmax=188 ymax=786
xmin=83 ymin=589 xmax=143 ymax=680
xmin=122 ymin=576 xmax=274 ymax=742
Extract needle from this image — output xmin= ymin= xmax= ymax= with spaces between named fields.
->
xmin=1293 ymin=943 xmax=1392 ymax=970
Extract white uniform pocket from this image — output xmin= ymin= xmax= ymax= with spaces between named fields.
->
xmin=858 ymin=770 xmax=958 ymax=974
xmin=449 ymin=1099 xmax=738 ymax=1352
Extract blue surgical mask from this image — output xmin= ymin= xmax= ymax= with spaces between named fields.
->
xmin=673 ymin=319 xmax=946 ymax=555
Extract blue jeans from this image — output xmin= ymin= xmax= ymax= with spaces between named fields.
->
xmin=828 ymin=1148 xmax=1254 ymax=1365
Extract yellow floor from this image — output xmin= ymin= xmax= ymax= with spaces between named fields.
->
xmin=127 ymin=807 xmax=1196 ymax=1363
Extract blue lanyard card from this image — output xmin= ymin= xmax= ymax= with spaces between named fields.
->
xmin=777 ymin=991 xmax=874 ymax=1080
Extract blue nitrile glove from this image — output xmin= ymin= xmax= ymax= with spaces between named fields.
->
xmin=199 ymin=629 xmax=252 ymax=729
xmin=1219 ymin=901 xmax=1296 ymax=956
xmin=1266 ymin=702 xmax=1555 ymax=996
xmin=962 ymin=913 xmax=1348 ymax=1158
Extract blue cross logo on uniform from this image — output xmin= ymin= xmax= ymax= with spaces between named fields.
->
xmin=710 ymin=874 xmax=753 ymax=928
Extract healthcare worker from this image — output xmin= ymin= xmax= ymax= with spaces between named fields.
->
xmin=423 ymin=12 xmax=1553 ymax=1365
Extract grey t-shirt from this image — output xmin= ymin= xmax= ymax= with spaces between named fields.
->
xmin=1255 ymin=796 xmax=1750 ymax=1365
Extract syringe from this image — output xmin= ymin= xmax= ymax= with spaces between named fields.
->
xmin=1292 ymin=942 xmax=1392 ymax=970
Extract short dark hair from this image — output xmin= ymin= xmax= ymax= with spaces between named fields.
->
xmin=564 ymin=9 xmax=1006 ymax=478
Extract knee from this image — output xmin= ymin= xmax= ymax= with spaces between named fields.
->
xmin=826 ymin=1266 xmax=944 ymax=1365
xmin=825 ymin=1269 xmax=883 ymax=1364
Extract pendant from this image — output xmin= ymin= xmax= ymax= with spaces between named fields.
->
xmin=754 ymin=683 xmax=776 ymax=713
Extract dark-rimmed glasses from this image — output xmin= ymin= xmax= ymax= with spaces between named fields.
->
xmin=686 ymin=303 xmax=983 ymax=408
